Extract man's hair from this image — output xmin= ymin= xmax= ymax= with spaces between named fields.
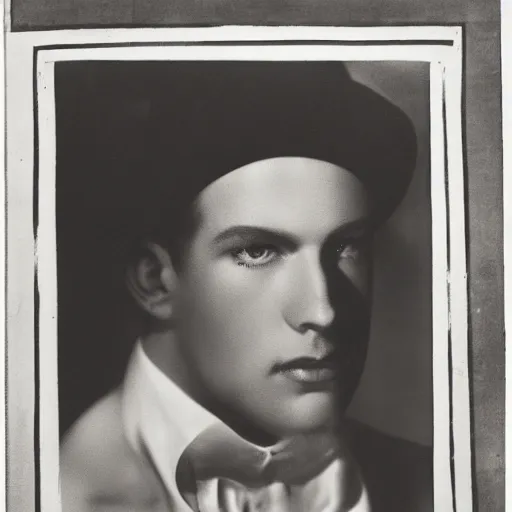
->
xmin=128 ymin=198 xmax=202 ymax=272
xmin=56 ymin=61 xmax=205 ymax=277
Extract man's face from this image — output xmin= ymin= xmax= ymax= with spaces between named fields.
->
xmin=172 ymin=157 xmax=373 ymax=440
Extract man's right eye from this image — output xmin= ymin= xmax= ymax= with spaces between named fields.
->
xmin=231 ymin=244 xmax=280 ymax=268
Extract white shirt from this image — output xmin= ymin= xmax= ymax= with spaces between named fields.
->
xmin=122 ymin=341 xmax=371 ymax=512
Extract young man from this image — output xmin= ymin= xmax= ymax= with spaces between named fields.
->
xmin=60 ymin=62 xmax=432 ymax=511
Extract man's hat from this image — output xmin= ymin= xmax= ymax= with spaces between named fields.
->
xmin=145 ymin=61 xmax=417 ymax=226
xmin=56 ymin=61 xmax=417 ymax=253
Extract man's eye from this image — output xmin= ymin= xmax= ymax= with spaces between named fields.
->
xmin=232 ymin=245 xmax=278 ymax=268
xmin=337 ymin=243 xmax=361 ymax=265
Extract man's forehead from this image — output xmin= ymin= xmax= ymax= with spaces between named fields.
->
xmin=192 ymin=157 xmax=371 ymax=241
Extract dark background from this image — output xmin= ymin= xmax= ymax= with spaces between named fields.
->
xmin=55 ymin=61 xmax=152 ymax=436
xmin=10 ymin=1 xmax=504 ymax=511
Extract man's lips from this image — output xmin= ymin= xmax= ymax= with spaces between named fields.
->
xmin=272 ymin=355 xmax=337 ymax=384
xmin=273 ymin=354 xmax=336 ymax=372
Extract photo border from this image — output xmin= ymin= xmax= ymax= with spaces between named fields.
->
xmin=5 ymin=26 xmax=469 ymax=512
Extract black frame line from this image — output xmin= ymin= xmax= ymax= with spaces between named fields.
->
xmin=34 ymin=39 xmax=455 ymax=52
xmin=32 ymin=45 xmax=41 ymax=512
xmin=29 ymin=33 xmax=467 ymax=512
xmin=441 ymin=72 xmax=458 ymax=512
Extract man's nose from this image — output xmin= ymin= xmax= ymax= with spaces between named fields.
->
xmin=282 ymin=249 xmax=335 ymax=333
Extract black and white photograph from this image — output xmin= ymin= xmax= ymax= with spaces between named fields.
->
xmin=56 ymin=57 xmax=432 ymax=512
xmin=3 ymin=8 xmax=506 ymax=512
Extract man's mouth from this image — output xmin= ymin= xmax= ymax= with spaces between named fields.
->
xmin=272 ymin=355 xmax=337 ymax=384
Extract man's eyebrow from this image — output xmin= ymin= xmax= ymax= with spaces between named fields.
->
xmin=211 ymin=226 xmax=300 ymax=246
xmin=328 ymin=219 xmax=372 ymax=239
xmin=211 ymin=219 xmax=371 ymax=246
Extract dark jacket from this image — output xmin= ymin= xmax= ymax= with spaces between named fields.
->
xmin=347 ymin=419 xmax=433 ymax=512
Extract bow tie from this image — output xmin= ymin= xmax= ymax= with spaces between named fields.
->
xmin=175 ymin=422 xmax=367 ymax=512
xmin=176 ymin=421 xmax=340 ymax=490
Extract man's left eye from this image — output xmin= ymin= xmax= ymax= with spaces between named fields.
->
xmin=232 ymin=245 xmax=278 ymax=268
xmin=337 ymin=243 xmax=361 ymax=263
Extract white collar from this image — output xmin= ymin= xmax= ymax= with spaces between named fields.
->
xmin=121 ymin=341 xmax=284 ymax=508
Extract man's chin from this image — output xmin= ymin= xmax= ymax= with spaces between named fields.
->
xmin=263 ymin=394 xmax=337 ymax=438
xmin=222 ymin=389 xmax=343 ymax=442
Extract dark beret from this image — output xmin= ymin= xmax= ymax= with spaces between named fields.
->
xmin=56 ymin=61 xmax=417 ymax=252
xmin=145 ymin=61 xmax=417 ymax=224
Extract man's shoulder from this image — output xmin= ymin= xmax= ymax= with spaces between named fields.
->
xmin=60 ymin=390 xmax=167 ymax=512
xmin=345 ymin=418 xmax=433 ymax=512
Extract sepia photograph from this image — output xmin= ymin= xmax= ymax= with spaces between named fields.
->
xmin=5 ymin=24 xmax=494 ymax=512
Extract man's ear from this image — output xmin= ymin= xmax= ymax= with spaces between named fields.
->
xmin=125 ymin=242 xmax=178 ymax=320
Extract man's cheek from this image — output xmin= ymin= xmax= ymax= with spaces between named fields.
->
xmin=201 ymin=284 xmax=276 ymax=333
xmin=211 ymin=261 xmax=281 ymax=294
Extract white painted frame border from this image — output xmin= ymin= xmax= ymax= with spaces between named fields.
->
xmin=5 ymin=26 xmax=469 ymax=512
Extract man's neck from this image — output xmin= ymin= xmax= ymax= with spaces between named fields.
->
xmin=142 ymin=330 xmax=193 ymax=392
